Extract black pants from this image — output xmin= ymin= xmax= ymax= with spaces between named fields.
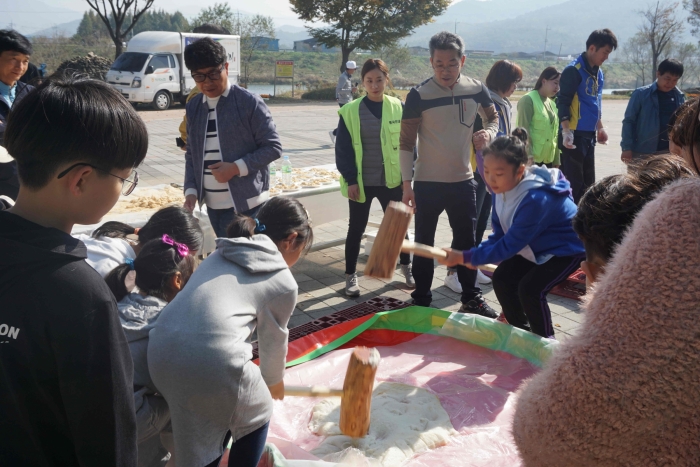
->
xmin=203 ymin=422 xmax=269 ymax=467
xmin=412 ymin=180 xmax=480 ymax=306
xmin=345 ymin=185 xmax=410 ymax=274
xmin=559 ymin=132 xmax=596 ymax=205
xmin=491 ymin=254 xmax=584 ymax=338
xmin=474 ymin=172 xmax=492 ymax=246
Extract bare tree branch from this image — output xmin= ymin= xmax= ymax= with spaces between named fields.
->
xmin=85 ymin=0 xmax=154 ymax=58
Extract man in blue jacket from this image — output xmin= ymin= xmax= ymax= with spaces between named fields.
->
xmin=0 ymin=29 xmax=34 ymax=200
xmin=621 ymin=59 xmax=685 ymax=163
xmin=557 ymin=28 xmax=617 ymax=204
xmin=182 ymin=37 xmax=282 ymax=237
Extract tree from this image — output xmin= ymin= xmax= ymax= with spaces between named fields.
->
xmin=684 ymin=0 xmax=700 ymax=35
xmin=623 ymin=32 xmax=653 ymax=86
xmin=638 ymin=1 xmax=685 ymax=76
xmin=374 ymin=44 xmax=412 ymax=75
xmin=85 ymin=0 xmax=155 ymax=58
xmin=191 ymin=4 xmax=275 ymax=88
xmin=290 ymin=0 xmax=450 ymax=72
xmin=190 ymin=3 xmax=236 ymax=33
xmin=665 ymin=41 xmax=699 ymax=87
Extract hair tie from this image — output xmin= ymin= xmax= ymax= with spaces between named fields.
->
xmin=125 ymin=257 xmax=135 ymax=270
xmin=254 ymin=218 xmax=266 ymax=233
xmin=161 ymin=234 xmax=189 ymax=256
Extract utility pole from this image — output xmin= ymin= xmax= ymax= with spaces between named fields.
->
xmin=543 ymin=26 xmax=551 ymax=61
xmin=557 ymin=43 xmax=562 ymax=62
xmin=454 ymin=21 xmax=459 ymax=34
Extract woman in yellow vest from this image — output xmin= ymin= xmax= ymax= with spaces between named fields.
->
xmin=516 ymin=67 xmax=561 ymax=167
xmin=335 ymin=58 xmax=414 ymax=297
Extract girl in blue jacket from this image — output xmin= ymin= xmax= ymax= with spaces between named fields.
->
xmin=441 ymin=128 xmax=584 ymax=338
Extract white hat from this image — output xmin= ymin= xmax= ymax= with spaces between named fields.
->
xmin=0 ymin=145 xmax=12 ymax=163
xmin=346 ymin=61 xmax=357 ymax=69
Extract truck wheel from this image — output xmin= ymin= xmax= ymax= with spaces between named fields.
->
xmin=152 ymin=91 xmax=171 ymax=111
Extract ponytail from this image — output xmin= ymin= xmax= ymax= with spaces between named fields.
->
xmin=105 ymin=263 xmax=132 ymax=301
xmin=225 ymin=197 xmax=314 ymax=253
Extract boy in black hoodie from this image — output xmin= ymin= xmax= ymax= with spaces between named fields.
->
xmin=0 ymin=76 xmax=148 ymax=466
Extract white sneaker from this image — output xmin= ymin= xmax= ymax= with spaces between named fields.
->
xmin=477 ymin=269 xmax=492 ymax=285
xmin=444 ymin=270 xmax=462 ymax=293
xmin=400 ymin=263 xmax=416 ymax=289
xmin=345 ymin=273 xmax=360 ymax=297
xmin=329 ymin=130 xmax=336 ymax=144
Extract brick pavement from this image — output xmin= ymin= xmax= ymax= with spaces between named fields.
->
xmin=136 ymin=99 xmax=630 ymax=341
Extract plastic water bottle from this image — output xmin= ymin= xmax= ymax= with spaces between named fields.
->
xmin=269 ymin=161 xmax=277 ymax=187
xmin=281 ymin=155 xmax=293 ymax=186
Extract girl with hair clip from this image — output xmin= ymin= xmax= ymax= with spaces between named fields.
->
xmin=335 ymin=58 xmax=414 ymax=297
xmin=439 ymin=128 xmax=584 ymax=339
xmin=75 ymin=205 xmax=203 ymax=277
xmin=148 ymin=196 xmax=313 ymax=467
xmin=106 ymin=235 xmax=199 ymax=467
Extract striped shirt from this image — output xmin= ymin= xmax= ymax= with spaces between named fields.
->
xmin=203 ymin=93 xmax=234 ymax=209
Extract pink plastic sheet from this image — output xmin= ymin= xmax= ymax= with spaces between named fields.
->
xmin=270 ymin=333 xmax=538 ymax=466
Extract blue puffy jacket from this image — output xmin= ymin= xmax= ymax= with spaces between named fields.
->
xmin=464 ymin=166 xmax=584 ymax=266
xmin=621 ymin=81 xmax=685 ymax=154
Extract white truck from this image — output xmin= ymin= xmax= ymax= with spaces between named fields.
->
xmin=106 ymin=31 xmax=240 ymax=110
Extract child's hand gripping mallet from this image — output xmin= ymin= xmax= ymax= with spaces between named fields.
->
xmin=364 ymin=202 xmax=497 ymax=278
xmin=284 ymin=346 xmax=380 ymax=438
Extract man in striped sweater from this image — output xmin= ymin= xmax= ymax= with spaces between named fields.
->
xmin=400 ymin=32 xmax=499 ymax=316
xmin=183 ymin=38 xmax=282 ymax=237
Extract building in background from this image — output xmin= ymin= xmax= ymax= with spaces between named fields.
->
xmin=293 ymin=38 xmax=338 ymax=53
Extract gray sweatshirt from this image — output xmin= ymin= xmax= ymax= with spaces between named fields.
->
xmin=336 ymin=71 xmax=354 ymax=104
xmin=147 ymin=235 xmax=297 ymax=467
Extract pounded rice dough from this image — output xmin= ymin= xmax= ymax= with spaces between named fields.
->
xmin=309 ymin=382 xmax=457 ymax=466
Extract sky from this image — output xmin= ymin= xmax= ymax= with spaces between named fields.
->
xmin=46 ymin=0 xmax=316 ymax=28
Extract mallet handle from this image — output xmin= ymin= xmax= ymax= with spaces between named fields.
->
xmin=401 ymin=241 xmax=448 ymax=258
xmin=284 ymin=386 xmax=344 ymax=398
xmin=401 ymin=241 xmax=498 ymax=273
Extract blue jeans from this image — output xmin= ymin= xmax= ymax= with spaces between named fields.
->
xmin=411 ymin=179 xmax=481 ymax=306
xmin=207 ymin=205 xmax=262 ymax=238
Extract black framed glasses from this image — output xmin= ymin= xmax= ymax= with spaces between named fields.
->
xmin=57 ymin=163 xmax=139 ymax=196
xmin=191 ymin=65 xmax=224 ymax=83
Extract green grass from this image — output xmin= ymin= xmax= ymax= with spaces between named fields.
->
xmin=245 ymin=51 xmax=639 ymax=91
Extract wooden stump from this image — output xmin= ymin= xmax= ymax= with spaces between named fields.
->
xmin=339 ymin=347 xmax=380 ymax=438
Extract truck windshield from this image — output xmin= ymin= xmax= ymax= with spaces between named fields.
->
xmin=111 ymin=52 xmax=149 ymax=72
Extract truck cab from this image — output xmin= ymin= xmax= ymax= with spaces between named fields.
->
xmin=106 ymin=32 xmax=240 ymax=111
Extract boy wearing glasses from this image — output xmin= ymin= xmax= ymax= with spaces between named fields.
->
xmin=400 ymin=31 xmax=500 ymax=317
xmin=0 ymin=77 xmax=147 ymax=466
xmin=182 ymin=37 xmax=282 ymax=237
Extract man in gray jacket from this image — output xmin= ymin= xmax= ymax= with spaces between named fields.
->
xmin=330 ymin=60 xmax=358 ymax=143
xmin=183 ymin=37 xmax=282 ymax=237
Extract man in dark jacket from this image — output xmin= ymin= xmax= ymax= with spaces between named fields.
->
xmin=0 ymin=29 xmax=34 ymax=200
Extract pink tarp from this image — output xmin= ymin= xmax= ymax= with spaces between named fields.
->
xmin=268 ymin=333 xmax=537 ymax=466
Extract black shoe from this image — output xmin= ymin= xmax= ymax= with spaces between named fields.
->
xmin=459 ymin=296 xmax=498 ymax=319
xmin=410 ymin=298 xmax=432 ymax=308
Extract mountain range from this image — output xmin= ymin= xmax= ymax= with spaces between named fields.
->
xmin=11 ymin=0 xmax=698 ymax=53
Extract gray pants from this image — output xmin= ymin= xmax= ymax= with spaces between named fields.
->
xmin=135 ymin=388 xmax=173 ymax=467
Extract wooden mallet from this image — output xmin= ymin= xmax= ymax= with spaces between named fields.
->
xmin=284 ymin=346 xmax=380 ymax=438
xmin=365 ymin=201 xmax=497 ymax=279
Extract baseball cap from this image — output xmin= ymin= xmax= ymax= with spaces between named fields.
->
xmin=0 ymin=145 xmax=12 ymax=163
xmin=346 ymin=61 xmax=357 ymax=70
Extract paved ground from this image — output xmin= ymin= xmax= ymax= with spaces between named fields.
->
xmin=136 ymin=99 xmax=630 ymax=341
